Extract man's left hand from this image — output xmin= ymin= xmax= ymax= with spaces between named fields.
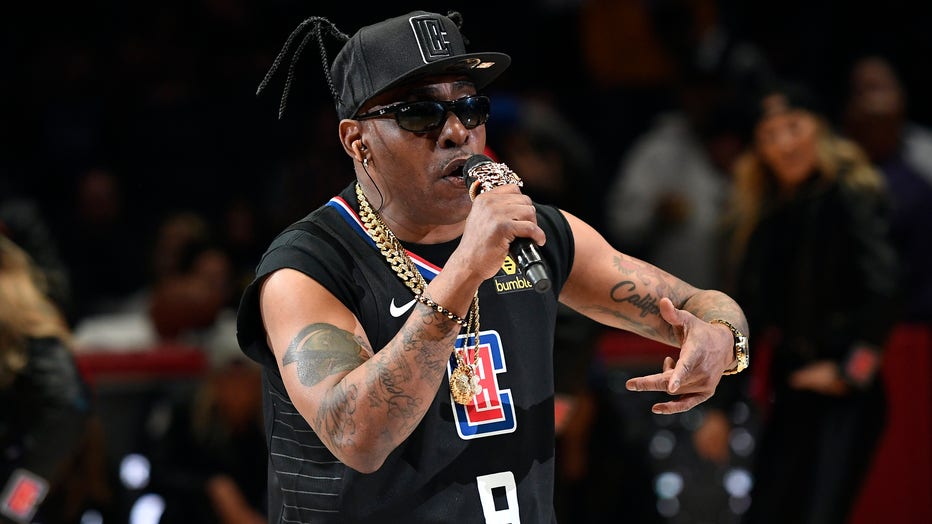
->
xmin=624 ymin=298 xmax=734 ymax=414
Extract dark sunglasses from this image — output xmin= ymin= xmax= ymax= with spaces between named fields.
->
xmin=355 ymin=95 xmax=491 ymax=133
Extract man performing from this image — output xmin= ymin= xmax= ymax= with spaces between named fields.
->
xmin=236 ymin=10 xmax=749 ymax=523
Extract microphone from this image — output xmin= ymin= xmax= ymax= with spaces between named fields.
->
xmin=463 ymin=154 xmax=551 ymax=293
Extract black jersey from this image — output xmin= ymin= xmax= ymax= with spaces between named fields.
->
xmin=237 ymin=183 xmax=575 ymax=523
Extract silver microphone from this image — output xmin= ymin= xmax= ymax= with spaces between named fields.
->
xmin=463 ymin=154 xmax=551 ymax=293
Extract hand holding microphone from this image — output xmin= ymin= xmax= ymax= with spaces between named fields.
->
xmin=463 ymin=154 xmax=551 ymax=293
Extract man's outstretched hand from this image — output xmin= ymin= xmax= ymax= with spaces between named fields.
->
xmin=624 ymin=297 xmax=735 ymax=414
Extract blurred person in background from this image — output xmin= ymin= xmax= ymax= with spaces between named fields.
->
xmin=72 ymin=210 xmax=234 ymax=352
xmin=146 ymin=348 xmax=266 ymax=524
xmin=842 ymin=54 xmax=932 ymax=325
xmin=726 ymin=83 xmax=898 ymax=524
xmin=604 ymin=65 xmax=747 ymax=291
xmin=0 ymin=199 xmax=72 ymax=319
xmin=59 ymin=167 xmax=146 ymax=323
xmin=0 ymin=234 xmax=111 ymax=523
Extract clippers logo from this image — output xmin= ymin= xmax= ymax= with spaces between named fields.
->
xmin=410 ymin=16 xmax=451 ymax=63
xmin=449 ymin=330 xmax=516 ymax=439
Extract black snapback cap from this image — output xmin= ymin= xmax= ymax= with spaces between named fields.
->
xmin=331 ymin=11 xmax=511 ymax=120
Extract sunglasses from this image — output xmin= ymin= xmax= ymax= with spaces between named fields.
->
xmin=355 ymin=95 xmax=491 ymax=133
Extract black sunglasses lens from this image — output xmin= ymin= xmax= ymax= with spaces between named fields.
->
xmin=397 ymin=102 xmax=447 ymax=132
xmin=394 ymin=96 xmax=491 ymax=132
xmin=454 ymin=96 xmax=490 ymax=129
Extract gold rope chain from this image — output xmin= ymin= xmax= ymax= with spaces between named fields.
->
xmin=354 ymin=183 xmax=482 ymax=405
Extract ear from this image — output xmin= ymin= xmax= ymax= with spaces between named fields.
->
xmin=339 ymin=119 xmax=366 ymax=162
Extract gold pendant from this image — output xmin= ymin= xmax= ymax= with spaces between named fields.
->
xmin=450 ymin=365 xmax=475 ymax=405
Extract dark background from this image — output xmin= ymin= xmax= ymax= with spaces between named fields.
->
xmin=4 ymin=0 xmax=932 ymax=244
xmin=3 ymin=2 xmax=932 ymax=522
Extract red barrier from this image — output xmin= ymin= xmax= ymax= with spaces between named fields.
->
xmin=74 ymin=344 xmax=208 ymax=385
xmin=851 ymin=323 xmax=932 ymax=523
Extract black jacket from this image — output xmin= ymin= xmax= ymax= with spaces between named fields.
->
xmin=737 ymin=175 xmax=899 ymax=385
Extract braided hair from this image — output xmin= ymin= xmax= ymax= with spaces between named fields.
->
xmin=256 ymin=17 xmax=349 ymax=119
xmin=257 ymin=12 xmax=466 ymax=119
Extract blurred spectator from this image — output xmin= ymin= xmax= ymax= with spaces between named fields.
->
xmin=58 ymin=167 xmax=146 ymax=323
xmin=219 ymin=196 xmax=269 ymax=304
xmin=0 ymin=198 xmax=72 ymax=318
xmin=842 ymin=54 xmax=932 ymax=323
xmin=487 ymin=94 xmax=598 ymax=222
xmin=72 ymin=210 xmax=234 ymax=352
xmin=726 ymin=82 xmax=898 ymax=524
xmin=145 ymin=353 xmax=266 ymax=524
xmin=0 ymin=234 xmax=111 ymax=523
xmin=604 ymin=66 xmax=747 ymax=290
xmin=149 ymin=239 xmax=234 ymax=341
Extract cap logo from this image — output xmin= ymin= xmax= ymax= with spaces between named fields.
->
xmin=410 ymin=16 xmax=452 ymax=63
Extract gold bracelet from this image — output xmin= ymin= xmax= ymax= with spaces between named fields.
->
xmin=710 ymin=319 xmax=749 ymax=375
xmin=416 ymin=294 xmax=466 ymax=325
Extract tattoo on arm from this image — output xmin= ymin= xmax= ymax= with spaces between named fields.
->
xmin=610 ymin=280 xmax=660 ymax=318
xmin=366 ymin=358 xmax=418 ymax=420
xmin=401 ymin=307 xmax=453 ymax=380
xmin=282 ymin=323 xmax=370 ymax=388
xmin=315 ymin=381 xmax=359 ymax=449
xmin=605 ymin=255 xmax=693 ymax=344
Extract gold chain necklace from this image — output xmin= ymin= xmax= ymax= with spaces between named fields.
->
xmin=354 ymin=183 xmax=482 ymax=405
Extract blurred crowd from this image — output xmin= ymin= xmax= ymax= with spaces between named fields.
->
xmin=3 ymin=0 xmax=932 ymax=523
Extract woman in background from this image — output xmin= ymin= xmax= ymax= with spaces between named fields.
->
xmin=0 ymin=234 xmax=107 ymax=523
xmin=727 ymin=83 xmax=899 ymax=524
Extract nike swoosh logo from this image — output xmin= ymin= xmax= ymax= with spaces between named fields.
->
xmin=389 ymin=298 xmax=417 ymax=317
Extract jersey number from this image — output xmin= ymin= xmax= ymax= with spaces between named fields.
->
xmin=476 ymin=471 xmax=520 ymax=523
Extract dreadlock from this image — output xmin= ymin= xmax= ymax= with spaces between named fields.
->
xmin=256 ymin=17 xmax=350 ymax=119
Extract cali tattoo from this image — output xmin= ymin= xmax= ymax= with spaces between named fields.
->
xmin=605 ymin=254 xmax=690 ymax=344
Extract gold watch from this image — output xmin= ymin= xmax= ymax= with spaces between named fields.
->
xmin=711 ymin=319 xmax=749 ymax=375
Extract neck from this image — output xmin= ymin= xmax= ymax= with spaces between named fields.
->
xmin=356 ymin=182 xmax=467 ymax=244
xmin=380 ymin=212 xmax=465 ymax=244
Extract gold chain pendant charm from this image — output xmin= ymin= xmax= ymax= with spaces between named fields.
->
xmin=450 ymin=365 xmax=475 ymax=405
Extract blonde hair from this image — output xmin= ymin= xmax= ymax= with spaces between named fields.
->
xmin=726 ymin=114 xmax=884 ymax=266
xmin=0 ymin=235 xmax=72 ymax=385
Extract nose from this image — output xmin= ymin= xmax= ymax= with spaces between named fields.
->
xmin=437 ymin=111 xmax=471 ymax=148
xmin=770 ymin=128 xmax=799 ymax=154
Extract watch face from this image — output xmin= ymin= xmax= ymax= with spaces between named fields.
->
xmin=711 ymin=319 xmax=749 ymax=374
xmin=736 ymin=335 xmax=749 ymax=370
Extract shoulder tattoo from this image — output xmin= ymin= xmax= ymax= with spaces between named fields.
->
xmin=282 ymin=323 xmax=370 ymax=387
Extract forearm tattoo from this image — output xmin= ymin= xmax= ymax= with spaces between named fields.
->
xmin=366 ymin=358 xmax=418 ymax=420
xmin=401 ymin=307 xmax=454 ymax=380
xmin=364 ymin=306 xmax=455 ymax=422
xmin=315 ymin=380 xmax=360 ymax=449
xmin=610 ymin=280 xmax=660 ymax=318
xmin=604 ymin=254 xmax=690 ymax=344
xmin=284 ymin=307 xmax=459 ymax=448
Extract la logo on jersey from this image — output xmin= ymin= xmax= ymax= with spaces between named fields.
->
xmin=449 ymin=330 xmax=517 ymax=439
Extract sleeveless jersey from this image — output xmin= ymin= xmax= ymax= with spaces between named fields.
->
xmin=237 ymin=183 xmax=575 ymax=523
